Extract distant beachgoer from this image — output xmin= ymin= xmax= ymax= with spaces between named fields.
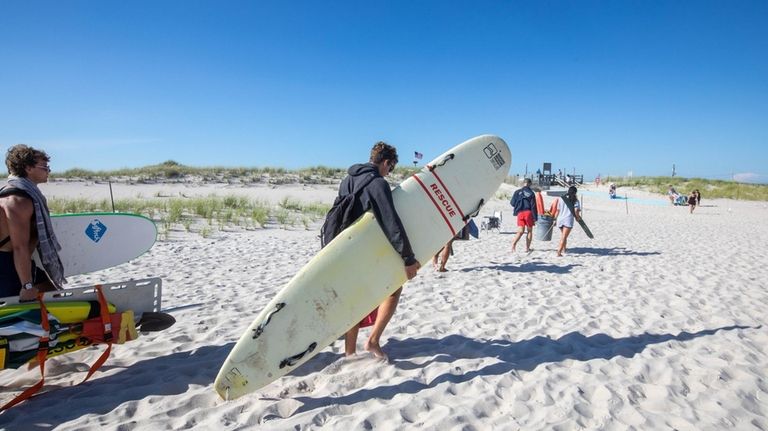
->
xmin=331 ymin=141 xmax=420 ymax=359
xmin=556 ymin=186 xmax=581 ymax=257
xmin=432 ymin=223 xmax=472 ymax=271
xmin=695 ymin=189 xmax=701 ymax=206
xmin=510 ymin=178 xmax=537 ymax=253
xmin=1 ymin=144 xmax=64 ymax=300
xmin=668 ymin=185 xmax=679 ymax=205
xmin=688 ymin=191 xmax=697 ymax=213
xmin=432 ymin=239 xmax=454 ymax=272
xmin=609 ymin=183 xmax=617 ymax=199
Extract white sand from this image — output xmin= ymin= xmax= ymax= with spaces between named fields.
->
xmin=2 ymin=181 xmax=767 ymax=430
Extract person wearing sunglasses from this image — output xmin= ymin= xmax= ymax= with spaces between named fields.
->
xmin=0 ymin=144 xmax=65 ymax=300
xmin=330 ymin=141 xmax=421 ymax=360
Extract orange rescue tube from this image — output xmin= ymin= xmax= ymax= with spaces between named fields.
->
xmin=535 ymin=191 xmax=545 ymax=215
xmin=549 ymin=199 xmax=559 ymax=218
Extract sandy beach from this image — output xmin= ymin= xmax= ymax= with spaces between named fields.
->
xmin=1 ymin=180 xmax=767 ymax=430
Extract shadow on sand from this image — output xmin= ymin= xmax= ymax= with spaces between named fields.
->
xmin=291 ymin=325 xmax=754 ymax=415
xmin=2 ymin=325 xmax=756 ymax=426
xmin=461 ymin=261 xmax=581 ymax=274
xmin=1 ymin=342 xmax=345 ymax=427
xmin=566 ymin=247 xmax=661 ymax=256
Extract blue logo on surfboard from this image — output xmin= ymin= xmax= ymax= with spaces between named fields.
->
xmin=85 ymin=219 xmax=108 ymax=243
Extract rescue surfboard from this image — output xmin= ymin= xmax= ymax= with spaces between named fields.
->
xmin=215 ymin=135 xmax=511 ymax=400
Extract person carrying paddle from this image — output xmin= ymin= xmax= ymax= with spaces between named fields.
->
xmin=333 ymin=142 xmax=420 ymax=359
xmin=510 ymin=178 xmax=538 ymax=253
xmin=0 ymin=145 xmax=64 ymax=300
xmin=555 ymin=186 xmax=582 ymax=257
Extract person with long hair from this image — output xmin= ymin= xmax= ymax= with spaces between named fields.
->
xmin=555 ymin=186 xmax=581 ymax=257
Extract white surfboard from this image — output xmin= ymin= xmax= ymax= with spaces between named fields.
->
xmin=215 ymin=135 xmax=511 ymax=400
xmin=34 ymin=213 xmax=157 ymax=277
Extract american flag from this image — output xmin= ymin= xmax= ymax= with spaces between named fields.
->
xmin=414 ymin=151 xmax=423 ymax=160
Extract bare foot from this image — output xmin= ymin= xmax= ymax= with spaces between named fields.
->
xmin=364 ymin=340 xmax=388 ymax=360
xmin=556 ymin=252 xmax=563 ymax=257
xmin=438 ymin=267 xmax=448 ymax=272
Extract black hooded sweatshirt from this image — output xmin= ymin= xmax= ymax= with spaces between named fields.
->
xmin=338 ymin=163 xmax=417 ymax=266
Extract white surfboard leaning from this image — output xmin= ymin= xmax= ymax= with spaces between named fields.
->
xmin=35 ymin=213 xmax=157 ymax=277
xmin=215 ymin=135 xmax=511 ymax=400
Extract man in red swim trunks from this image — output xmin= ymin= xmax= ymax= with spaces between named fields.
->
xmin=510 ymin=178 xmax=538 ymax=253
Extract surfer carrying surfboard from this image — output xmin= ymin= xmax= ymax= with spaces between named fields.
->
xmin=0 ymin=145 xmax=64 ymax=301
xmin=334 ymin=142 xmax=421 ymax=359
xmin=555 ymin=186 xmax=582 ymax=257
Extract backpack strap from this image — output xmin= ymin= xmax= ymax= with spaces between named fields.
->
xmin=0 ymin=236 xmax=10 ymax=248
xmin=349 ymin=173 xmax=377 ymax=198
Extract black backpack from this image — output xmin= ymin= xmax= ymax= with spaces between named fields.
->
xmin=320 ymin=174 xmax=376 ymax=248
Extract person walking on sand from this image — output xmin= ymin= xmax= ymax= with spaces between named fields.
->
xmin=0 ymin=145 xmax=66 ymax=300
xmin=432 ymin=238 xmax=454 ymax=272
xmin=688 ymin=190 xmax=698 ymax=214
xmin=510 ymin=178 xmax=538 ymax=253
xmin=556 ymin=186 xmax=581 ymax=257
xmin=330 ymin=142 xmax=420 ymax=360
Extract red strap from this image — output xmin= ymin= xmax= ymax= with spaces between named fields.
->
xmin=1 ymin=293 xmax=50 ymax=411
xmin=80 ymin=285 xmax=113 ymax=383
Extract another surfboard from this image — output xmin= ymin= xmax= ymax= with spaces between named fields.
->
xmin=34 ymin=213 xmax=157 ymax=277
xmin=0 ymin=301 xmax=116 ymax=324
xmin=215 ymin=135 xmax=511 ymax=400
xmin=561 ymin=197 xmax=594 ymax=239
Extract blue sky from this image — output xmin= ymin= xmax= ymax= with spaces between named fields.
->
xmin=1 ymin=1 xmax=766 ymax=183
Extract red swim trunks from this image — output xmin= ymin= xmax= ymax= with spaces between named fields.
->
xmin=517 ymin=210 xmax=534 ymax=228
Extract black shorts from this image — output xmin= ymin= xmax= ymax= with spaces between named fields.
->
xmin=0 ymin=251 xmax=49 ymax=298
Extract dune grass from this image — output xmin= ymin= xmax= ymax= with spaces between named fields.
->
xmin=603 ymin=176 xmax=768 ymax=201
xmin=47 ymin=194 xmax=331 ymax=240
xmin=53 ymin=161 xmax=348 ymax=184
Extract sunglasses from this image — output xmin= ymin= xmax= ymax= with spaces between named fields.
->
xmin=34 ymin=165 xmax=51 ymax=172
xmin=388 ymin=161 xmax=397 ymax=173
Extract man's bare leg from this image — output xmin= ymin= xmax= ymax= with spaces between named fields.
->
xmin=525 ymin=229 xmax=533 ymax=252
xmin=511 ymin=228 xmax=524 ymax=251
xmin=365 ymin=287 xmax=403 ymax=359
xmin=345 ymin=325 xmax=360 ymax=356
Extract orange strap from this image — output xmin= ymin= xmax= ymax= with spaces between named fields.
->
xmin=1 ymin=293 xmax=51 ymax=411
xmin=80 ymin=285 xmax=113 ymax=383
xmin=2 ymin=286 xmax=116 ymax=410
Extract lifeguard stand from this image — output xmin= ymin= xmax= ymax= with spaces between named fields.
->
xmin=539 ymin=162 xmax=553 ymax=186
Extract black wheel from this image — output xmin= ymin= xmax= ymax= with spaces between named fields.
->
xmin=137 ymin=312 xmax=176 ymax=332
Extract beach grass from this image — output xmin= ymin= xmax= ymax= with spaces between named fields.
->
xmin=53 ymin=161 xmax=348 ymax=184
xmin=47 ymin=194 xmax=331 ymax=239
xmin=603 ymin=176 xmax=768 ymax=201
